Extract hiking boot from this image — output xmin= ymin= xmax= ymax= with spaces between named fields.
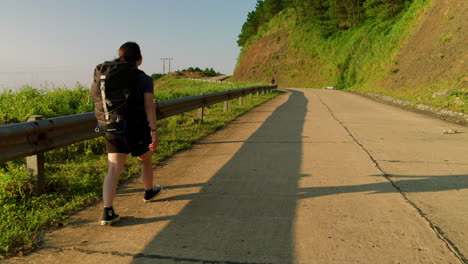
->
xmin=101 ymin=207 xmax=120 ymax=225
xmin=143 ymin=184 xmax=163 ymax=203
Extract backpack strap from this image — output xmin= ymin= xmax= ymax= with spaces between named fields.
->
xmin=99 ymin=75 xmax=110 ymax=120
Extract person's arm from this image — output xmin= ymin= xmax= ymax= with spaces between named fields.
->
xmin=144 ymin=93 xmax=158 ymax=151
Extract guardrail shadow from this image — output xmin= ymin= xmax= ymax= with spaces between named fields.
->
xmin=130 ymin=89 xmax=308 ymax=264
xmin=296 ymin=174 xmax=468 ymax=200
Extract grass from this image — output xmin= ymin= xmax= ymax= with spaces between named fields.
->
xmin=0 ymin=77 xmax=277 ymax=258
xmin=0 ymin=84 xmax=92 ymax=124
xmin=439 ymin=31 xmax=455 ymax=44
xmin=352 ymin=75 xmax=467 ymax=113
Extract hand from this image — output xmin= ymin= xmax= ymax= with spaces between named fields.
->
xmin=149 ymin=130 xmax=158 ymax=151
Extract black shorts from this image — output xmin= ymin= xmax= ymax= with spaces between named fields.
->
xmin=105 ymin=122 xmax=151 ymax=157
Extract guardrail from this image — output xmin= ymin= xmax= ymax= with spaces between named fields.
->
xmin=0 ymin=84 xmax=277 ymax=193
xmin=0 ymin=85 xmax=278 ymax=193
xmin=186 ymin=77 xmax=228 ymax=83
xmin=0 ymin=85 xmax=276 ymax=163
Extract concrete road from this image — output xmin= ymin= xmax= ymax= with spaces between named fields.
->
xmin=6 ymin=88 xmax=467 ymax=264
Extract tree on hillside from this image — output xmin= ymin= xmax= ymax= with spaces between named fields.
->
xmin=237 ymin=0 xmax=414 ymax=46
xmin=282 ymin=0 xmax=321 ymax=20
xmin=178 ymin=67 xmax=221 ymax=77
xmin=238 ymin=10 xmax=261 ymax=46
xmin=238 ymin=0 xmax=285 ymax=46
xmin=203 ymin=68 xmax=218 ymax=76
xmin=364 ymin=0 xmax=411 ymax=20
xmin=326 ymin=0 xmax=366 ymax=28
xmin=264 ymin=0 xmax=284 ymax=15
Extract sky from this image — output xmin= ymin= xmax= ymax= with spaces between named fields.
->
xmin=0 ymin=0 xmax=257 ymax=90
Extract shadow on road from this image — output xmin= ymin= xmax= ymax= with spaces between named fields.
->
xmin=296 ymin=174 xmax=468 ymax=199
xmin=129 ymin=89 xmax=308 ymax=263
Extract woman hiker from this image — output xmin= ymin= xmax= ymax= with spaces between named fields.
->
xmin=96 ymin=42 xmax=163 ymax=225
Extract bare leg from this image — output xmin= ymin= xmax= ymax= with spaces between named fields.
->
xmin=103 ymin=153 xmax=127 ymax=208
xmin=138 ymin=150 xmax=154 ymax=190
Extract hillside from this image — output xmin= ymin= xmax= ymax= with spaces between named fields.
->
xmin=234 ymin=0 xmax=467 ymax=117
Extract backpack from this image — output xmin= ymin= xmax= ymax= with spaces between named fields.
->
xmin=91 ymin=60 xmax=141 ymax=134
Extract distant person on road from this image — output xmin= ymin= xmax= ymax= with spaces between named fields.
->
xmin=96 ymin=42 xmax=162 ymax=225
xmin=270 ymin=77 xmax=275 ymax=85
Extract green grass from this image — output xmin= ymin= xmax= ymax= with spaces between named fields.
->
xmin=353 ymin=75 xmax=467 ymax=113
xmin=0 ymin=77 xmax=276 ymax=258
xmin=439 ymin=31 xmax=455 ymax=44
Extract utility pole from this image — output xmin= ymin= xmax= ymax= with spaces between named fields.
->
xmin=168 ymin=58 xmax=173 ymax=73
xmin=160 ymin=58 xmax=174 ymax=74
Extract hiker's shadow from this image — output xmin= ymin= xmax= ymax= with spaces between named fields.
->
xmin=130 ymin=89 xmax=308 ymax=263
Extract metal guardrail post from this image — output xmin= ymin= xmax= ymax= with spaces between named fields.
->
xmin=249 ymin=93 xmax=253 ymax=101
xmin=239 ymin=96 xmax=243 ymax=106
xmin=25 ymin=115 xmax=46 ymax=194
xmin=224 ymin=100 xmax=229 ymax=112
xmin=197 ymin=93 xmax=204 ymax=123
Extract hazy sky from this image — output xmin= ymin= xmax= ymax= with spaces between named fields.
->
xmin=0 ymin=0 xmax=257 ymax=89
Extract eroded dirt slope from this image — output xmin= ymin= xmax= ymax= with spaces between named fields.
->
xmin=380 ymin=0 xmax=467 ymax=90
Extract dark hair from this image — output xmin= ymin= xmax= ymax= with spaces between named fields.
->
xmin=118 ymin=42 xmax=142 ymax=65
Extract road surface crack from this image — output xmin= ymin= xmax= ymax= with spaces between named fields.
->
xmin=379 ymin=159 xmax=468 ymax=166
xmin=316 ymin=94 xmax=467 ymax=264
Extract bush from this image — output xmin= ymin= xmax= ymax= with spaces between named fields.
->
xmin=0 ymin=84 xmax=92 ymax=125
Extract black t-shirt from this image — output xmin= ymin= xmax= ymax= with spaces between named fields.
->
xmin=135 ymin=70 xmax=154 ymax=94
xmin=128 ymin=70 xmax=153 ymax=122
